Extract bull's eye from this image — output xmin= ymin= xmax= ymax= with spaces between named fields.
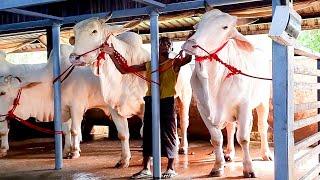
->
xmin=0 ymin=91 xmax=6 ymax=96
xmin=223 ymin=26 xmax=228 ymax=30
xmin=92 ymin=30 xmax=98 ymax=34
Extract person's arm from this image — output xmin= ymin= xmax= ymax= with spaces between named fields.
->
xmin=101 ymin=44 xmax=146 ymax=74
xmin=173 ymin=53 xmax=192 ymax=72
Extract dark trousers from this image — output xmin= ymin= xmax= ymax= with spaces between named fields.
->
xmin=142 ymin=96 xmax=178 ymax=158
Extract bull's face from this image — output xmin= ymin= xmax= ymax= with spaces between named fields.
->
xmin=69 ymin=18 xmax=107 ymax=66
xmin=0 ymin=76 xmax=20 ymax=122
xmin=182 ymin=9 xmax=237 ymax=57
xmin=69 ymin=15 xmax=142 ymax=71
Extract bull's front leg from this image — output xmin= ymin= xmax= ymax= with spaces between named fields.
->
xmin=0 ymin=120 xmax=9 ymax=157
xmin=237 ymin=104 xmax=255 ymax=178
xmin=62 ymin=120 xmax=73 ymax=159
xmin=70 ymin=107 xmax=84 ymax=159
xmin=110 ymin=108 xmax=131 ymax=168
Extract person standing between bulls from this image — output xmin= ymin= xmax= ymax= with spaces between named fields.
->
xmin=101 ymin=36 xmax=192 ymax=179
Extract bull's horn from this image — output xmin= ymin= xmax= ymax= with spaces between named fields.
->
xmin=99 ymin=12 xmax=112 ymax=24
xmin=236 ymin=18 xmax=259 ymax=26
xmin=122 ymin=19 xmax=142 ymax=30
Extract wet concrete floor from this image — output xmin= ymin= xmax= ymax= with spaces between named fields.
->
xmin=0 ymin=138 xmax=277 ymax=179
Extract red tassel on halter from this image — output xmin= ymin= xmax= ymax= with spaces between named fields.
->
xmin=96 ymin=51 xmax=106 ymax=75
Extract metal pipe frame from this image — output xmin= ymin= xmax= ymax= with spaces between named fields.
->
xmin=272 ymin=0 xmax=294 ymax=179
xmin=149 ymin=9 xmax=161 ymax=179
xmin=0 ymin=0 xmax=264 ymax=32
xmin=0 ymin=0 xmax=66 ymax=10
xmin=3 ymin=8 xmax=63 ymax=20
xmin=133 ymin=0 xmax=166 ymax=8
xmin=51 ymin=23 xmax=63 ymax=170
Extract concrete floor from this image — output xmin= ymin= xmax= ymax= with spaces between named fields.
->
xmin=0 ymin=138 xmax=279 ymax=180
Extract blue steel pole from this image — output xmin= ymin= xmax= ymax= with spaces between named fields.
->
xmin=52 ymin=23 xmax=63 ymax=170
xmin=150 ymin=10 xmax=161 ymax=179
xmin=272 ymin=0 xmax=294 ymax=179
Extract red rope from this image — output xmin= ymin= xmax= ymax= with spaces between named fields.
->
xmin=53 ymin=64 xmax=76 ymax=84
xmin=0 ymin=89 xmax=62 ymax=135
xmin=193 ymin=42 xmax=272 ymax=81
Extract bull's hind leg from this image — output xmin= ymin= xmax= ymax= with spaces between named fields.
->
xmin=237 ymin=105 xmax=255 ymax=178
xmin=110 ymin=109 xmax=131 ymax=168
xmin=0 ymin=120 xmax=9 ymax=157
xmin=225 ymin=122 xmax=236 ymax=162
xmin=256 ymin=103 xmax=273 ymax=161
xmin=176 ymin=97 xmax=191 ymax=155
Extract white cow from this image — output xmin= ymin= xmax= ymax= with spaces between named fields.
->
xmin=0 ymin=52 xmax=46 ymax=77
xmin=70 ymin=17 xmax=193 ymax=167
xmin=0 ymin=44 xmax=109 ymax=158
xmin=182 ymin=10 xmax=272 ymax=177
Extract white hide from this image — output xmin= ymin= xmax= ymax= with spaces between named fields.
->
xmin=0 ymin=44 xmax=109 ymax=158
xmin=71 ymin=18 xmax=193 ymax=167
xmin=182 ymin=9 xmax=272 ymax=177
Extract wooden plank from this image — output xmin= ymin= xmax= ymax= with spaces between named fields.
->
xmin=295 ymin=131 xmax=320 ymax=153
xmin=294 ymin=66 xmax=320 ymax=76
xmin=294 ymin=82 xmax=320 ymax=90
xmin=300 ymin=163 xmax=320 ymax=180
xmin=294 ymin=44 xmax=320 ymax=60
xmin=295 ymin=144 xmax=320 ymax=168
xmin=293 ymin=115 xmax=320 ymax=131
xmin=295 ymin=102 xmax=320 ymax=113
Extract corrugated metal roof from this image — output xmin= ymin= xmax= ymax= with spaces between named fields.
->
xmin=0 ymin=0 xmax=319 ymax=53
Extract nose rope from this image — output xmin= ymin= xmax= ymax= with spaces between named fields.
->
xmin=193 ymin=42 xmax=272 ymax=81
xmin=52 ymin=64 xmax=76 ymax=84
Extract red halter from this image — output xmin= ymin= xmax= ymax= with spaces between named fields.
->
xmin=193 ymin=41 xmax=272 ymax=81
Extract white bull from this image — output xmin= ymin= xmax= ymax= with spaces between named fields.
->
xmin=0 ymin=44 xmax=109 ymax=158
xmin=182 ymin=9 xmax=272 ymax=178
xmin=70 ymin=17 xmax=193 ymax=167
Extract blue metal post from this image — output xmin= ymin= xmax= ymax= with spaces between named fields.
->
xmin=52 ymin=23 xmax=63 ymax=170
xmin=272 ymin=0 xmax=294 ymax=179
xmin=150 ymin=9 xmax=161 ymax=179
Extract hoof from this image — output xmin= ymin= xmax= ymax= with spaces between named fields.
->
xmin=209 ymin=169 xmax=224 ymax=177
xmin=71 ymin=152 xmax=80 ymax=159
xmin=178 ymin=148 xmax=188 ymax=155
xmin=114 ymin=160 xmax=129 ymax=168
xmin=0 ymin=149 xmax=7 ymax=157
xmin=243 ymin=171 xmax=256 ymax=178
xmin=262 ymin=155 xmax=273 ymax=161
xmin=63 ymin=152 xmax=73 ymax=159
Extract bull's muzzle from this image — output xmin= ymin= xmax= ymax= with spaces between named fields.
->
xmin=69 ymin=53 xmax=86 ymax=66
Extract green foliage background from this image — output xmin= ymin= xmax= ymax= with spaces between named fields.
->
xmin=298 ymin=29 xmax=320 ymax=52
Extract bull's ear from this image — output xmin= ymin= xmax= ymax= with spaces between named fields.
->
xmin=69 ymin=36 xmax=75 ymax=45
xmin=231 ymin=28 xmax=254 ymax=52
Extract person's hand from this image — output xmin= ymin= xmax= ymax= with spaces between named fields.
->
xmin=101 ymin=44 xmax=115 ymax=55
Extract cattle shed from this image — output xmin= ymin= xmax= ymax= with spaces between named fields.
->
xmin=0 ymin=0 xmax=320 ymax=179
